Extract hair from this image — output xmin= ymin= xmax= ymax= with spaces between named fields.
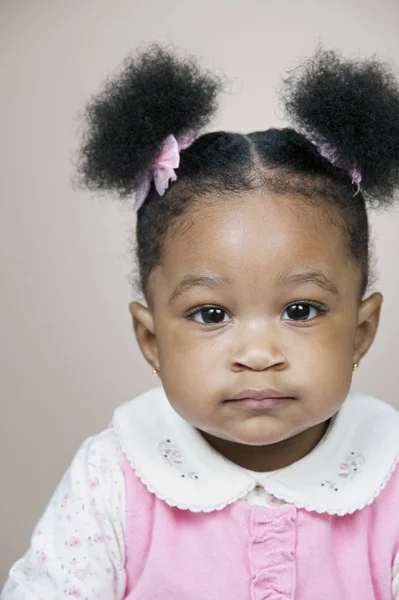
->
xmin=77 ymin=45 xmax=399 ymax=300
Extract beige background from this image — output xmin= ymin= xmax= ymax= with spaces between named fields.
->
xmin=1 ymin=0 xmax=399 ymax=582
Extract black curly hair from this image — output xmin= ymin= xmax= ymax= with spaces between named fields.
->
xmin=77 ymin=45 xmax=399 ymax=299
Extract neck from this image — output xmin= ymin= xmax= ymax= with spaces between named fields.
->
xmin=200 ymin=420 xmax=331 ymax=472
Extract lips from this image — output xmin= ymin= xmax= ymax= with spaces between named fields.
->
xmin=228 ymin=389 xmax=296 ymax=402
xmin=224 ymin=389 xmax=296 ymax=410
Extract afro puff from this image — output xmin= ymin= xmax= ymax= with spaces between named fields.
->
xmin=77 ymin=45 xmax=223 ymax=199
xmin=282 ymin=48 xmax=399 ymax=205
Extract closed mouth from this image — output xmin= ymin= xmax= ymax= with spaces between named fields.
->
xmin=226 ymin=389 xmax=296 ymax=402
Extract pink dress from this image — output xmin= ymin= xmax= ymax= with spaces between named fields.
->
xmin=3 ymin=386 xmax=399 ymax=599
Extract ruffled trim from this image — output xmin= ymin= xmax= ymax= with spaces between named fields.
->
xmin=114 ymin=417 xmax=256 ymax=513
xmin=250 ymin=505 xmax=297 ymax=599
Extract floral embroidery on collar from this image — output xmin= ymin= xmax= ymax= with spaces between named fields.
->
xmin=114 ymin=386 xmax=399 ymax=514
xmin=321 ymin=452 xmax=365 ymax=492
xmin=158 ymin=439 xmax=199 ymax=480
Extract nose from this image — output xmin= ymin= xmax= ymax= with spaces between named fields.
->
xmin=231 ymin=320 xmax=287 ymax=372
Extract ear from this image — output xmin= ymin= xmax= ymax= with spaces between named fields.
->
xmin=353 ymin=292 xmax=383 ymax=365
xmin=129 ymin=301 xmax=159 ymax=371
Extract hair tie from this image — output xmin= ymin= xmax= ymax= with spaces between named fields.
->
xmin=306 ymin=132 xmax=362 ymax=195
xmin=134 ymin=130 xmax=196 ymax=211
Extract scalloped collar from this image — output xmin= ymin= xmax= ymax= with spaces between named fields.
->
xmin=113 ymin=386 xmax=399 ymax=515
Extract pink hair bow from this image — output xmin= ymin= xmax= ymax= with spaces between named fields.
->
xmin=134 ymin=130 xmax=196 ymax=211
xmin=306 ymin=132 xmax=362 ymax=196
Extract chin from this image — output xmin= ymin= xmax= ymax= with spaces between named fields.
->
xmin=227 ymin=430 xmax=290 ymax=447
xmin=243 ymin=437 xmax=285 ymax=447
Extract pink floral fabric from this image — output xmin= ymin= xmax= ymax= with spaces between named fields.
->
xmin=1 ymin=430 xmax=126 ymax=599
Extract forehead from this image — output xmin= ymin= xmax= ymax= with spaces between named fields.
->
xmin=153 ymin=191 xmax=355 ymax=292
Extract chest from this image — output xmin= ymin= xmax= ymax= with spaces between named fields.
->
xmin=123 ymin=495 xmax=397 ymax=600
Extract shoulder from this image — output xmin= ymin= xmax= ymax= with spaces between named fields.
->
xmin=59 ymin=425 xmax=126 ymax=512
xmin=80 ymin=425 xmax=123 ymax=466
xmin=71 ymin=426 xmax=123 ymax=474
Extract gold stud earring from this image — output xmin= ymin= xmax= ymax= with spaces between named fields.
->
xmin=353 ymin=362 xmax=359 ymax=371
xmin=152 ymin=368 xmax=159 ymax=376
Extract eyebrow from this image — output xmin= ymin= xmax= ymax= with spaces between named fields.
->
xmin=277 ymin=268 xmax=340 ymax=296
xmin=169 ymin=275 xmax=231 ymax=304
xmin=169 ymin=267 xmax=340 ymax=304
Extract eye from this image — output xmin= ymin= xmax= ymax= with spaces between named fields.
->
xmin=281 ymin=302 xmax=326 ymax=322
xmin=188 ymin=306 xmax=232 ymax=325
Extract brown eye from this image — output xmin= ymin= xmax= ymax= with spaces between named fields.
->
xmin=282 ymin=303 xmax=323 ymax=322
xmin=192 ymin=307 xmax=231 ymax=324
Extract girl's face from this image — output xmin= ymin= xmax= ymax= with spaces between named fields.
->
xmin=131 ymin=191 xmax=382 ymax=461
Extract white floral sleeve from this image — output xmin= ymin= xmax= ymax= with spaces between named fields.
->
xmin=1 ymin=428 xmax=126 ymax=599
xmin=393 ymin=551 xmax=399 ymax=598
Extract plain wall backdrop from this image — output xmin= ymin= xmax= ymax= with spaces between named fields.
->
xmin=1 ymin=0 xmax=399 ymax=582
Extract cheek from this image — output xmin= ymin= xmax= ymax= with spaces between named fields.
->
xmin=288 ymin=322 xmax=356 ymax=399
xmin=289 ymin=310 xmax=356 ymax=357
xmin=159 ymin=319 xmax=356 ymax=360
xmin=291 ymin=329 xmax=353 ymax=365
xmin=157 ymin=321 xmax=228 ymax=364
xmin=156 ymin=312 xmax=357 ymax=390
xmin=156 ymin=326 xmax=227 ymax=404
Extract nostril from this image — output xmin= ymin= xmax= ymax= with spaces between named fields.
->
xmin=231 ymin=327 xmax=287 ymax=371
xmin=232 ymin=354 xmax=287 ymax=372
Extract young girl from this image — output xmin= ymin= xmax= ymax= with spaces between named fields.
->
xmin=3 ymin=45 xmax=399 ymax=599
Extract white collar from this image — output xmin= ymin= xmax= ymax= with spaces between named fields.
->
xmin=113 ymin=386 xmax=399 ymax=515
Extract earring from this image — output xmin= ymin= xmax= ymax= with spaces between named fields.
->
xmin=353 ymin=362 xmax=359 ymax=371
xmin=152 ymin=368 xmax=159 ymax=376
